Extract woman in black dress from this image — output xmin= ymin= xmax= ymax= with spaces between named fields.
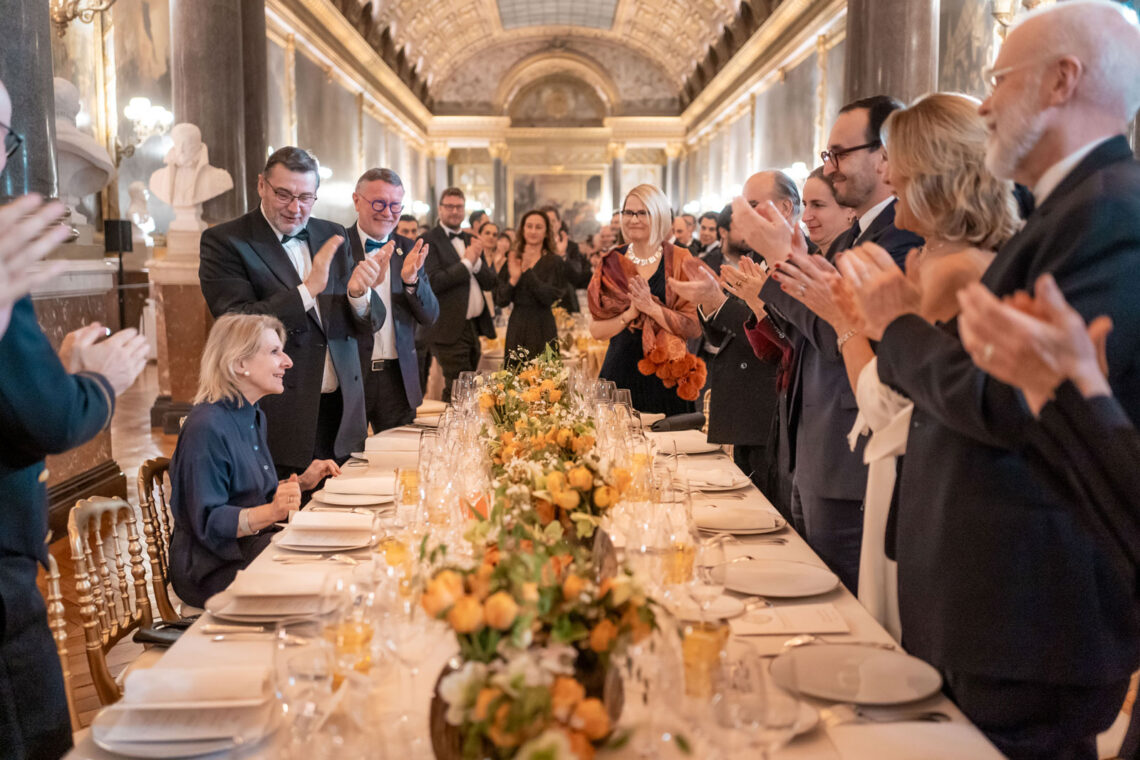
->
xmin=494 ymin=210 xmax=567 ymax=365
xmin=589 ymin=184 xmax=703 ymax=415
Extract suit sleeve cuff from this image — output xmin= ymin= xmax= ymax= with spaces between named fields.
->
xmin=297 ymin=284 xmax=316 ymax=312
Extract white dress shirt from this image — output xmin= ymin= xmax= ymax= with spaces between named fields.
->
xmin=358 ymin=226 xmax=398 ymax=361
xmin=1033 ymin=136 xmax=1113 ymax=207
xmin=261 ymin=208 xmax=369 ymax=393
xmin=442 ymin=224 xmax=486 ymax=319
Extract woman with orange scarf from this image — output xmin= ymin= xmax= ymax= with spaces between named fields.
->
xmin=588 ymin=184 xmax=708 ymax=414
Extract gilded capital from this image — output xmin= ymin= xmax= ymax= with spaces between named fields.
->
xmin=429 ymin=141 xmax=451 ymax=160
xmin=488 ymin=141 xmax=511 ymax=161
xmin=606 ymin=141 xmax=627 ymax=162
xmin=664 ymin=142 xmax=685 ymax=160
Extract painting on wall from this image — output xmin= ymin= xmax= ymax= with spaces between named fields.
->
xmin=512 ymin=173 xmax=602 ymax=239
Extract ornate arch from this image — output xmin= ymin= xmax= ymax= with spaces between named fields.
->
xmin=494 ymin=50 xmax=623 ymax=115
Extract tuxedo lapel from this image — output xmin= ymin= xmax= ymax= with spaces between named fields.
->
xmin=246 ymin=210 xmax=303 ymax=290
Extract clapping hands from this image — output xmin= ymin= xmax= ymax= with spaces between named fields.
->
xmin=628 ymin=275 xmax=664 ymax=322
xmin=721 ymin=257 xmax=769 ymax=319
xmin=349 ymin=239 xmax=393 ymax=297
xmin=836 ymin=243 xmax=922 ymax=340
xmin=730 ymin=197 xmax=805 ymax=266
xmin=770 ymin=252 xmax=853 ymax=332
xmin=0 ymin=195 xmax=72 ymax=335
xmin=400 ymin=239 xmax=429 ymax=285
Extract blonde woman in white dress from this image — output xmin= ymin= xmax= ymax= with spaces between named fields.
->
xmin=767 ymin=92 xmax=1018 ymax=638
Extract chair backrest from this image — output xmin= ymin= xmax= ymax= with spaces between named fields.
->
xmin=137 ymin=457 xmax=177 ymax=621
xmin=67 ymin=496 xmax=153 ymax=704
xmin=44 ymin=551 xmax=81 ymax=732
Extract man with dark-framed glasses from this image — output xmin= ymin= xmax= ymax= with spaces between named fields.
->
xmin=199 ymin=147 xmax=388 ymax=478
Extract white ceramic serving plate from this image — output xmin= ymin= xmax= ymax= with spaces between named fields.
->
xmin=692 ymin=502 xmax=786 ymax=534
xmin=725 ymin=559 xmax=839 ymax=598
xmin=770 ymin=643 xmax=943 ymax=705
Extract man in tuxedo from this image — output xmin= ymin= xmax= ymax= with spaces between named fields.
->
xmin=348 ymin=168 xmax=439 ymax=432
xmin=421 ymin=187 xmax=495 ymax=402
xmin=671 ymin=213 xmax=695 ymax=251
xmin=847 ymin=4 xmax=1140 ymax=756
xmin=396 ymin=214 xmax=419 ymax=239
xmin=669 ymin=172 xmax=797 ymax=492
xmin=736 ymin=95 xmax=923 ymax=592
xmin=0 ymin=73 xmax=152 ymax=760
xmin=694 ymin=211 xmax=722 ymax=261
xmin=200 ymin=147 xmax=388 ymax=475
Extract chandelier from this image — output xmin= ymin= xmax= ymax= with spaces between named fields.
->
xmin=50 ymin=0 xmax=118 ymax=37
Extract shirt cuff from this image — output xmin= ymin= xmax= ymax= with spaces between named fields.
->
xmin=349 ymin=290 xmax=370 ymax=317
xmin=297 ymin=283 xmax=317 ymax=312
xmin=237 ymin=508 xmax=255 ymax=538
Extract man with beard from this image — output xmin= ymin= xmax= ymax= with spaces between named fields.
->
xmin=733 ymin=96 xmax=923 ymax=592
xmin=843 ymin=2 xmax=1140 ymax=756
xmin=668 ymin=171 xmax=798 ymax=492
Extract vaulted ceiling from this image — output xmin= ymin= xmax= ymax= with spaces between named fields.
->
xmin=330 ymin=0 xmax=782 ymax=116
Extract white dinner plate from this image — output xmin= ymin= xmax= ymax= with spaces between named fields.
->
xmin=92 ymin=700 xmax=278 ymax=758
xmin=666 ymin=594 xmax=745 ymax=621
xmin=725 ymin=559 xmax=839 ymax=598
xmin=693 ymin=502 xmax=786 ymax=534
xmin=647 ymin=429 xmax=720 ymax=454
xmin=271 ymin=531 xmax=374 ymax=553
xmin=204 ymin=588 xmax=327 ymax=622
xmin=309 ymin=489 xmax=392 ymax=507
xmin=681 ymin=466 xmax=752 ymax=492
xmin=769 ymin=644 xmax=943 ymax=705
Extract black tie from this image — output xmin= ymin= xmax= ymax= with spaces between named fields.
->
xmin=281 ymin=228 xmax=310 ymax=245
xmin=448 ymin=231 xmax=463 ymax=241
xmin=850 ymin=219 xmax=862 ymax=243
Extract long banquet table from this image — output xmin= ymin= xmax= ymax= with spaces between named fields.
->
xmin=68 ymin=437 xmax=1004 ymax=759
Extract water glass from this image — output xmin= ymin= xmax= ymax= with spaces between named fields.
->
xmin=711 ymin=653 xmax=799 ymax=758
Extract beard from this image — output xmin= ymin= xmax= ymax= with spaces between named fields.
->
xmin=833 ymin=168 xmax=876 ymax=209
xmin=985 ymin=92 xmax=1047 ymax=181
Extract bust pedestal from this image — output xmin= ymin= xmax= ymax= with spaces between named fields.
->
xmin=147 ymin=236 xmax=212 ymax=432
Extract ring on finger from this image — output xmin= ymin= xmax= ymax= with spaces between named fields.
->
xmin=982 ymin=343 xmax=995 ymax=363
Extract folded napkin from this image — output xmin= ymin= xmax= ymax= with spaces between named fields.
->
xmin=324 ymin=474 xmax=396 ymax=495
xmin=829 ymin=722 xmax=1004 ymax=760
xmin=683 ymin=464 xmax=741 ymax=488
xmin=692 ymin=503 xmax=781 ymax=532
xmin=122 ymin=666 xmax=270 ymax=706
xmin=417 ymin=399 xmax=448 ymax=415
xmin=229 ymin=568 xmax=325 ymax=597
xmin=365 ymin=429 xmax=421 ymax=452
xmin=289 ymin=510 xmax=374 ymax=532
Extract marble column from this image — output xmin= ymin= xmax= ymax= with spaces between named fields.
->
xmin=428 ymin=142 xmax=449 ymax=223
xmin=608 ymin=142 xmax=626 ymax=211
xmin=171 ymin=0 xmax=246 ymax=223
xmin=489 ymin=141 xmax=509 ymax=228
xmin=241 ymin=0 xmax=269 ymax=203
xmin=0 ymin=0 xmax=58 ymax=201
xmin=665 ymin=143 xmax=683 ymax=210
xmin=844 ymin=0 xmax=938 ymax=105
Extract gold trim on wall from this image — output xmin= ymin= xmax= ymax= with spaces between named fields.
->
xmin=284 ymin=33 xmax=298 ymax=144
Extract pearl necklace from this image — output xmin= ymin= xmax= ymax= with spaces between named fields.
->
xmin=625 ymin=244 xmax=662 ymax=267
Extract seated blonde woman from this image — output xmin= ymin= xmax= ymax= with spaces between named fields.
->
xmin=770 ymin=93 xmax=1018 ymax=638
xmin=168 ymin=314 xmax=340 ymax=608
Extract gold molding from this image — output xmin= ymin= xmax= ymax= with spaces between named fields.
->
xmin=682 ymin=0 xmax=846 ymax=138
xmin=607 ymin=141 xmax=627 ymax=162
xmin=493 ymin=51 xmax=623 ymax=115
xmin=284 ymin=33 xmax=298 ymax=144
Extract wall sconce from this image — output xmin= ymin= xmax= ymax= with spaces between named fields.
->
xmin=115 ymin=96 xmax=173 ymax=165
xmin=50 ymin=0 xmax=118 ymax=37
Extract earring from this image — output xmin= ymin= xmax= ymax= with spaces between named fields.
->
xmin=242 ymin=371 xmax=251 ymax=376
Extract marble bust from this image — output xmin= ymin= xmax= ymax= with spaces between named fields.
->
xmin=149 ymin=123 xmax=233 ymax=232
xmin=127 ymin=181 xmax=155 ymax=247
xmin=54 ymin=77 xmax=115 ymax=238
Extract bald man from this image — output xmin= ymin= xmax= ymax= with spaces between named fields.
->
xmin=854 ymin=3 xmax=1140 ymax=756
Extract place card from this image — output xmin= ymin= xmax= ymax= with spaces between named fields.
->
xmin=729 ymin=603 xmax=850 ymax=637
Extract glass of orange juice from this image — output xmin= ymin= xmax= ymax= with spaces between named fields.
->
xmin=681 ymin=620 xmax=730 ymax=699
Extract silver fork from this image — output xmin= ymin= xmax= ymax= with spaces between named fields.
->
xmin=820 ymin=703 xmax=951 ymax=727
xmin=273 ymin=553 xmax=361 ymax=565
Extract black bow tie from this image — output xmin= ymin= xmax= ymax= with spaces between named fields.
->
xmin=448 ymin=231 xmax=464 ymax=241
xmin=281 ymin=228 xmax=309 ymax=244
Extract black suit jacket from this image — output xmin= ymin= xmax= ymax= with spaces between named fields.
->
xmin=761 ymin=200 xmax=922 ymax=499
xmin=877 ymin=136 xmax=1140 ymax=683
xmin=700 ymin=276 xmax=779 ymax=447
xmin=420 ymin=225 xmax=496 ymax=344
xmin=199 ymin=209 xmax=380 ymax=468
xmin=346 ymin=225 xmax=440 ymax=409
xmin=559 ymin=241 xmax=593 ymax=313
xmin=0 ymin=297 xmax=116 ymax=566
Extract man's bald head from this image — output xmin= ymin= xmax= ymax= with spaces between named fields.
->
xmin=1009 ymin=0 xmax=1140 ymax=123
xmin=0 ymin=79 xmax=11 ymax=176
xmin=743 ymin=170 xmax=803 ymax=223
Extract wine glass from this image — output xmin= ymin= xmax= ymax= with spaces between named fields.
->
xmin=274 ymin=617 xmax=334 ymax=742
xmin=711 ymin=654 xmax=799 ymax=759
xmin=690 ymin=538 xmax=726 ymax=624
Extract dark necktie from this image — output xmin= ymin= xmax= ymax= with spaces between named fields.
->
xmin=850 ymin=219 xmax=862 ymax=243
xmin=281 ymin=228 xmax=309 ymax=245
xmin=365 ymin=238 xmax=388 ymax=253
xmin=448 ymin=231 xmax=463 ymax=241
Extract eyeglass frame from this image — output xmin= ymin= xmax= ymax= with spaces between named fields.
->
xmin=262 ymin=176 xmax=317 ymax=206
xmin=358 ymin=195 xmax=403 ymax=215
xmin=983 ymin=56 xmax=1061 ymax=92
xmin=820 ymin=139 xmax=882 ymax=167
xmin=438 ymin=200 xmax=466 ymax=212
xmin=1 ymin=120 xmax=23 ymax=159
xmin=620 ymin=209 xmax=651 ymax=220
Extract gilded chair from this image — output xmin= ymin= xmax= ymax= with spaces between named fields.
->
xmin=67 ymin=496 xmax=154 ymax=705
xmin=44 ymin=551 xmax=80 ymax=732
xmin=137 ymin=457 xmax=178 ymax=621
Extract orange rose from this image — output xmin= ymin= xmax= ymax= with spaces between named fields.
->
xmin=564 ymin=729 xmax=596 ymax=760
xmin=421 ymin=570 xmax=465 ymax=617
xmin=468 ymin=562 xmax=495 ymax=600
xmin=547 ymin=388 xmax=563 ymax=403
xmin=562 ymin=573 xmax=587 ymax=601
xmin=474 ymin=687 xmax=502 ymax=721
xmin=550 ymin=676 xmax=586 ymax=722
xmin=446 ymin=594 xmax=485 ymax=633
xmin=553 ymin=489 xmax=581 ymax=511
xmin=484 ymin=591 xmax=520 ymax=630
xmin=478 ymin=393 xmax=497 ymax=411
xmin=622 ymin=603 xmax=652 ymax=643
xmin=555 ymin=428 xmax=574 ymax=448
xmin=521 ymin=582 xmax=540 ymax=603
xmin=535 ymin=498 xmax=556 ymax=526
xmin=572 ymin=434 xmax=595 ymax=454
xmin=570 ymin=697 xmax=611 ymax=741
xmin=567 ymin=466 xmax=593 ymax=491
xmin=589 ymin=618 xmax=618 ymax=653
xmin=546 ymin=470 xmax=567 ymax=494
xmin=592 ymin=485 xmax=616 ymax=510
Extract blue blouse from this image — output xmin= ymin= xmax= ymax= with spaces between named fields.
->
xmin=168 ymin=397 xmax=280 ymax=608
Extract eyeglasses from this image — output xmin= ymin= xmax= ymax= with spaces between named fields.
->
xmin=820 ymin=140 xmax=881 ymax=167
xmin=264 ymin=177 xmax=317 ymax=206
xmin=983 ymin=56 xmax=1058 ymax=92
xmin=1 ymin=121 xmax=23 ymax=159
xmin=359 ymin=196 xmax=403 ymax=215
xmin=620 ymin=209 xmax=650 ymax=220
xmin=439 ymin=202 xmax=465 ymax=211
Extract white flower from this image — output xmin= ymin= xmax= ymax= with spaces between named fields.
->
xmin=438 ymin=661 xmax=488 ymax=726
xmin=516 ymin=728 xmax=574 ymax=760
